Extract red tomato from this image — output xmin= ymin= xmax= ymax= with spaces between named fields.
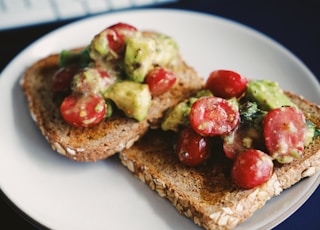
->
xmin=105 ymin=29 xmax=124 ymax=54
xmin=205 ymin=70 xmax=248 ymax=98
xmin=108 ymin=22 xmax=138 ymax=37
xmin=231 ymin=149 xmax=273 ymax=189
xmin=51 ymin=67 xmax=78 ymax=92
xmin=105 ymin=23 xmax=137 ymax=54
xmin=263 ymin=106 xmax=306 ymax=163
xmin=60 ymin=94 xmax=106 ymax=127
xmin=176 ymin=126 xmax=211 ymax=166
xmin=145 ymin=67 xmax=176 ymax=96
xmin=189 ymin=96 xmax=240 ymax=136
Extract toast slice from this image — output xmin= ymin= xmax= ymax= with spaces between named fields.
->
xmin=119 ymin=92 xmax=320 ymax=230
xmin=20 ymin=49 xmax=204 ymax=162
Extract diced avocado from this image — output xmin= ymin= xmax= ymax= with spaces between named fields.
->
xmin=245 ymin=80 xmax=297 ymax=111
xmin=151 ymin=33 xmax=179 ymax=67
xmin=194 ymin=89 xmax=213 ymax=98
xmin=227 ymin=97 xmax=240 ymax=112
xmin=124 ymin=35 xmax=156 ymax=82
xmin=124 ymin=33 xmax=179 ymax=83
xmin=90 ymin=30 xmax=109 ymax=57
xmin=161 ymin=97 xmax=197 ymax=132
xmin=305 ymin=125 xmax=315 ymax=146
xmin=276 ymin=155 xmax=299 ymax=164
xmin=104 ymin=81 xmax=151 ymax=121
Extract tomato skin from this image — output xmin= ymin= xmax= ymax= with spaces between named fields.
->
xmin=176 ymin=126 xmax=211 ymax=166
xmin=145 ymin=67 xmax=176 ymax=96
xmin=52 ymin=67 xmax=78 ymax=92
xmin=108 ymin=23 xmax=138 ymax=37
xmin=106 ymin=23 xmax=137 ymax=54
xmin=231 ymin=149 xmax=273 ymax=189
xmin=205 ymin=70 xmax=248 ymax=99
xmin=60 ymin=94 xmax=106 ymax=127
xmin=189 ymin=96 xmax=240 ymax=136
xmin=263 ymin=106 xmax=306 ymax=163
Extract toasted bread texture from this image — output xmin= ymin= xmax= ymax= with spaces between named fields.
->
xmin=119 ymin=92 xmax=320 ymax=230
xmin=20 ymin=49 xmax=204 ymax=162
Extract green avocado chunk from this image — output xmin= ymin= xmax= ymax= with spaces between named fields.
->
xmin=245 ymin=80 xmax=296 ymax=110
xmin=104 ymin=81 xmax=151 ymax=121
xmin=161 ymin=98 xmax=196 ymax=132
xmin=124 ymin=35 xmax=156 ymax=82
xmin=124 ymin=33 xmax=179 ymax=83
xmin=151 ymin=33 xmax=179 ymax=67
xmin=90 ymin=30 xmax=109 ymax=57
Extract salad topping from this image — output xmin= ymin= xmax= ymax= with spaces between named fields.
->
xmin=161 ymin=69 xmax=320 ymax=189
xmin=51 ymin=22 xmax=180 ymax=127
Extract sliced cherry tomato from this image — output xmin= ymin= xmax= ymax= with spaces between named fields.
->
xmin=263 ymin=106 xmax=306 ymax=163
xmin=105 ymin=29 xmax=123 ymax=54
xmin=106 ymin=23 xmax=138 ymax=54
xmin=51 ymin=67 xmax=78 ymax=92
xmin=144 ymin=67 xmax=176 ymax=96
xmin=176 ymin=126 xmax=211 ymax=166
xmin=60 ymin=94 xmax=106 ymax=127
xmin=108 ymin=22 xmax=138 ymax=38
xmin=231 ymin=149 xmax=273 ymax=189
xmin=189 ymin=96 xmax=240 ymax=136
xmin=223 ymin=125 xmax=265 ymax=160
xmin=205 ymin=70 xmax=248 ymax=98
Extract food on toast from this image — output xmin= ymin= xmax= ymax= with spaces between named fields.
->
xmin=20 ymin=23 xmax=204 ymax=161
xmin=120 ymin=69 xmax=320 ymax=229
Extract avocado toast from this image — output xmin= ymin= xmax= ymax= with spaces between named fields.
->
xmin=119 ymin=91 xmax=320 ymax=230
xmin=20 ymin=23 xmax=204 ymax=161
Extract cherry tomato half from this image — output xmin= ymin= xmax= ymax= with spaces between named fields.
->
xmin=231 ymin=149 xmax=273 ymax=189
xmin=145 ymin=67 xmax=176 ymax=96
xmin=263 ymin=106 xmax=306 ymax=163
xmin=108 ymin=22 xmax=138 ymax=37
xmin=51 ymin=67 xmax=78 ymax=92
xmin=106 ymin=23 xmax=138 ymax=54
xmin=205 ymin=70 xmax=248 ymax=99
xmin=189 ymin=96 xmax=240 ymax=136
xmin=60 ymin=94 xmax=106 ymax=127
xmin=176 ymin=126 xmax=211 ymax=166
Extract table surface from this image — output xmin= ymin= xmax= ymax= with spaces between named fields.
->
xmin=0 ymin=0 xmax=319 ymax=229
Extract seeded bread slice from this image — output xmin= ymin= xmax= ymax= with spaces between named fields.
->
xmin=20 ymin=48 xmax=204 ymax=162
xmin=119 ymin=92 xmax=320 ymax=230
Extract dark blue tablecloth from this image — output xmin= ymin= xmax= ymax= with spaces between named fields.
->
xmin=0 ymin=0 xmax=319 ymax=229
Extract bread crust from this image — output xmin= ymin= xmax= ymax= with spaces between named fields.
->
xmin=20 ymin=50 xmax=204 ymax=161
xmin=119 ymin=92 xmax=320 ymax=230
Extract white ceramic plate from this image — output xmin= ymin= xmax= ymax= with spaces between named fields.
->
xmin=0 ymin=9 xmax=319 ymax=230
